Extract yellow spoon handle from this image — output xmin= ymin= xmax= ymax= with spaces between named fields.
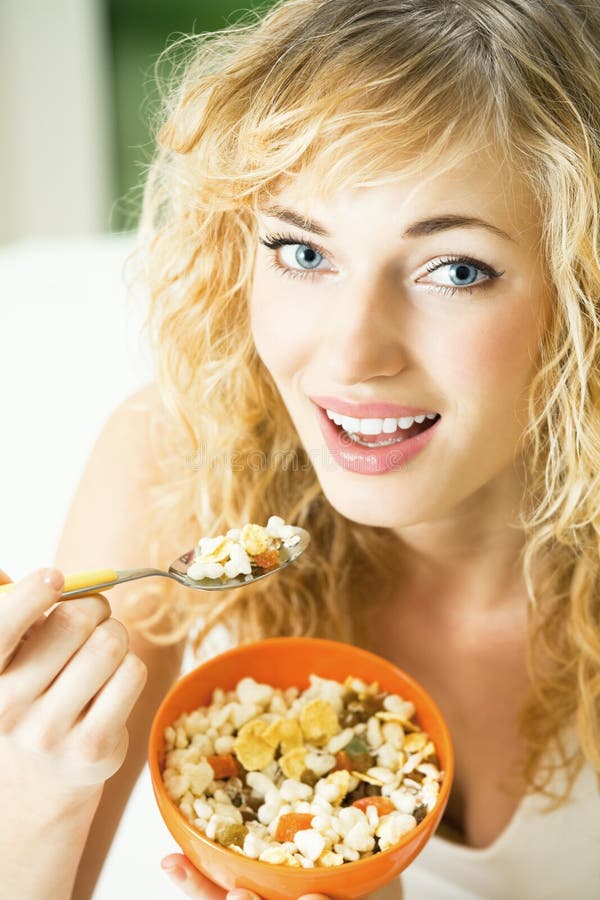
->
xmin=0 ymin=569 xmax=119 ymax=597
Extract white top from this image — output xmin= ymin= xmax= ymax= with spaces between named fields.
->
xmin=92 ymin=634 xmax=600 ymax=899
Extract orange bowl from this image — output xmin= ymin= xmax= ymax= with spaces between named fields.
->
xmin=148 ymin=637 xmax=454 ymax=900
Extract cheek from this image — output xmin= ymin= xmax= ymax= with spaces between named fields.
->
xmin=250 ymin=269 xmax=321 ymax=378
xmin=431 ymin=301 xmax=542 ymax=414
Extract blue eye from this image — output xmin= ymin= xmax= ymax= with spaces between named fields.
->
xmin=292 ymin=244 xmax=323 ymax=269
xmin=258 ymin=232 xmax=504 ymax=295
xmin=422 ymin=255 xmax=503 ymax=296
xmin=259 ymin=232 xmax=331 ymax=279
xmin=447 ymin=263 xmax=478 ymax=286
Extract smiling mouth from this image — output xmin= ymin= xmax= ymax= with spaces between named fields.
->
xmin=326 ymin=410 xmax=441 ymax=447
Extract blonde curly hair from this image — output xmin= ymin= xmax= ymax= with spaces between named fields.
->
xmin=128 ymin=0 xmax=600 ymax=810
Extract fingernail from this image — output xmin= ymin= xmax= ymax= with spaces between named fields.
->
xmin=161 ymin=861 xmax=187 ymax=882
xmin=228 ymin=892 xmax=254 ymax=900
xmin=41 ymin=568 xmax=64 ymax=592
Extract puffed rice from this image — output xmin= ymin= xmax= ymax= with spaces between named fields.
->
xmin=160 ymin=673 xmax=444 ymax=867
xmin=186 ymin=517 xmax=304 ymax=582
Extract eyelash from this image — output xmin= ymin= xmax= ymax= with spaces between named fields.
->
xmin=259 ymin=231 xmax=504 ymax=296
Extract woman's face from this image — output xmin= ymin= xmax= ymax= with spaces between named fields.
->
xmin=249 ymin=144 xmax=551 ymax=529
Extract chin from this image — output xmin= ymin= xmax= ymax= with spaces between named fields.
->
xmin=315 ymin=472 xmax=430 ymax=530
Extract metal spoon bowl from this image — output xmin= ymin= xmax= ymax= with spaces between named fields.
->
xmin=0 ymin=528 xmax=311 ymax=600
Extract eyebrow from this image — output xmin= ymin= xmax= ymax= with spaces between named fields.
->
xmin=261 ymin=205 xmax=516 ymax=244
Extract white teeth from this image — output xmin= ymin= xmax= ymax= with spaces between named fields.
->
xmin=335 ymin=414 xmax=360 ymax=432
xmin=325 ymin=408 xmax=439 ymax=435
xmin=359 ymin=418 xmax=382 ymax=435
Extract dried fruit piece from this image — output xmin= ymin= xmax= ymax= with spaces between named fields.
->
xmin=342 ymin=735 xmax=370 ymax=757
xmin=333 ymin=750 xmax=353 ymax=772
xmin=299 ymin=699 xmax=340 ymax=744
xmin=214 ymin=821 xmax=248 ymax=848
xmin=300 ymin=768 xmax=319 ymax=788
xmin=205 ymin=754 xmax=239 ymax=780
xmin=348 ymin=751 xmax=374 ymax=773
xmin=274 ymin=812 xmax=315 ymax=842
xmin=352 ymin=796 xmax=395 ymax=816
xmin=251 ymin=548 xmax=280 ymax=569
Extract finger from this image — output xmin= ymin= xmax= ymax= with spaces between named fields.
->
xmin=73 ymin=651 xmax=147 ymax=744
xmin=31 ymin=617 xmax=129 ymax=737
xmin=160 ymin=853 xmax=231 ymax=898
xmin=0 ymin=594 xmax=111 ymax=713
xmin=0 ymin=569 xmax=65 ymax=671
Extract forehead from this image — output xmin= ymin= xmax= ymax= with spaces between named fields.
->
xmin=257 ymin=142 xmax=541 ymax=245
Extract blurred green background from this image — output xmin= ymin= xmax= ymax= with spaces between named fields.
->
xmin=107 ymin=0 xmax=276 ymax=230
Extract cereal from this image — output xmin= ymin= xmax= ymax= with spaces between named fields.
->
xmin=299 ymin=699 xmax=340 ymax=744
xmin=187 ymin=517 xmax=304 ymax=582
xmin=234 ymin=719 xmax=278 ymax=771
xmin=161 ymin=673 xmax=444 ymax=868
xmin=279 ymin=746 xmax=308 ymax=779
xmin=240 ymin=523 xmax=271 ymax=556
xmin=264 ymin=716 xmax=304 ymax=755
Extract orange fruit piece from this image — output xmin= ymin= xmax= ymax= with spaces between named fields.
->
xmin=274 ymin=812 xmax=315 ymax=842
xmin=333 ymin=750 xmax=354 ymax=772
xmin=352 ymin=796 xmax=395 ymax=816
xmin=206 ymin=753 xmax=239 ymax=780
xmin=251 ymin=549 xmax=280 ymax=569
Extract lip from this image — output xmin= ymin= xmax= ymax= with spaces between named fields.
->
xmin=310 ymin=395 xmax=438 ymax=419
xmin=313 ymin=403 xmax=441 ymax=475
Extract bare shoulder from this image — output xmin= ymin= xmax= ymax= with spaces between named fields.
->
xmin=97 ymin=380 xmax=165 ymax=466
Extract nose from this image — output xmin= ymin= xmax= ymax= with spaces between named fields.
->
xmin=324 ymin=276 xmax=410 ymax=384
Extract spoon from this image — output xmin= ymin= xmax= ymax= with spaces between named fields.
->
xmin=0 ymin=528 xmax=311 ymax=600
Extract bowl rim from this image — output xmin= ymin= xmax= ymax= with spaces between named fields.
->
xmin=148 ymin=635 xmax=455 ymax=876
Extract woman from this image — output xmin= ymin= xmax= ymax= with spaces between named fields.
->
xmin=2 ymin=1 xmax=599 ymax=897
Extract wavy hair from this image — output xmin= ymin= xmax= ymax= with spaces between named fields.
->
xmin=128 ymin=0 xmax=600 ymax=809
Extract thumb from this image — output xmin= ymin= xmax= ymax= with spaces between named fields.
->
xmin=161 ymin=853 xmax=231 ymax=897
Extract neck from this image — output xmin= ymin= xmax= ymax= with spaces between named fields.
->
xmin=392 ymin=460 xmax=529 ymax=617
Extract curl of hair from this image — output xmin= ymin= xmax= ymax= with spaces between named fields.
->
xmin=128 ymin=0 xmax=600 ymax=809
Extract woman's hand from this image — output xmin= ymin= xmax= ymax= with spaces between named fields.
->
xmin=0 ymin=567 xmax=148 ymax=793
xmin=0 ymin=566 xmax=148 ymax=897
xmin=160 ymin=853 xmax=330 ymax=900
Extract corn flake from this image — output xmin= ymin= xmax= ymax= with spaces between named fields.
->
xmin=264 ymin=716 xmax=304 ymax=755
xmin=403 ymin=732 xmax=429 ymax=753
xmin=300 ymin=699 xmax=340 ymax=744
xmin=351 ymin=770 xmax=386 ymax=786
xmin=279 ymin=746 xmax=307 ymax=779
xmin=233 ymin=718 xmax=277 ymax=770
xmin=240 ymin=523 xmax=271 ymax=556
xmin=375 ymin=711 xmax=420 ymax=732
